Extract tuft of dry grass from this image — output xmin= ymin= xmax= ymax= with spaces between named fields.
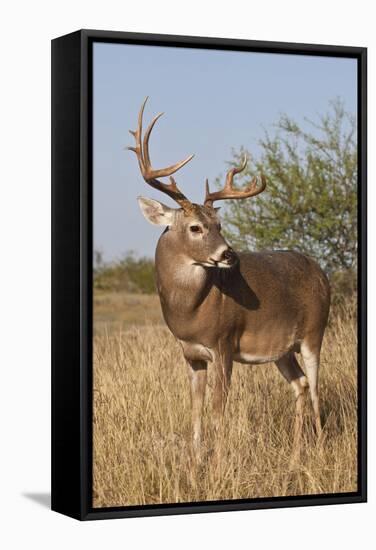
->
xmin=92 ymin=293 xmax=357 ymax=508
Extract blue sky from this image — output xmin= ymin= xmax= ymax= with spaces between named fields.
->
xmin=93 ymin=42 xmax=357 ymax=260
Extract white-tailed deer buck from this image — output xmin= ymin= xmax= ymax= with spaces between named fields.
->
xmin=127 ymin=98 xmax=330 ymax=461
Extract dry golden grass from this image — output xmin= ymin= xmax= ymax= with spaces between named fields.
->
xmin=93 ymin=292 xmax=357 ymax=507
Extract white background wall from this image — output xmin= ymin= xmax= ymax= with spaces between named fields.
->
xmin=0 ymin=1 xmax=373 ymax=548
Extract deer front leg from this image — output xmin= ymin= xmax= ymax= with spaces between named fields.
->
xmin=212 ymin=350 xmax=233 ymax=432
xmin=186 ymin=359 xmax=207 ymax=458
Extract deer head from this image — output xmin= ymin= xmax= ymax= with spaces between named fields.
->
xmin=127 ymin=98 xmax=266 ymax=269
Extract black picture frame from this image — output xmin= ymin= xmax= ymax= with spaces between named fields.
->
xmin=51 ymin=29 xmax=367 ymax=521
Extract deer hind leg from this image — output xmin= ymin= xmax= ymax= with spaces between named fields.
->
xmin=275 ymin=352 xmax=309 ymax=463
xmin=186 ymin=360 xmax=207 ymax=458
xmin=301 ymin=341 xmax=322 ymax=437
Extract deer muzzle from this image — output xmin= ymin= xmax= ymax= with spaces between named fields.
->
xmin=210 ymin=247 xmax=238 ymax=268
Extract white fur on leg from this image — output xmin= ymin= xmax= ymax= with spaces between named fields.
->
xmin=289 ymin=375 xmax=309 ymax=467
xmin=301 ymin=342 xmax=322 ymax=435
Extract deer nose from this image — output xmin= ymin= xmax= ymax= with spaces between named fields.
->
xmin=220 ymin=247 xmax=236 ymax=264
xmin=221 ymin=247 xmax=233 ymax=260
xmin=210 ymin=245 xmax=237 ymax=265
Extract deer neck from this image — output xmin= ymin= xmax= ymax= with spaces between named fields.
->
xmin=155 ymin=231 xmax=214 ymax=314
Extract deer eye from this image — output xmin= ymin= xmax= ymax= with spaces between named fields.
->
xmin=189 ymin=225 xmax=202 ymax=233
xmin=218 ymin=223 xmax=222 ymax=231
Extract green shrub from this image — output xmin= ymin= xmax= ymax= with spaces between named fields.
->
xmin=94 ymin=252 xmax=156 ymax=294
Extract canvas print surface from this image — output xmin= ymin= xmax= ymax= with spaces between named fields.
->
xmin=92 ymin=42 xmax=358 ymax=508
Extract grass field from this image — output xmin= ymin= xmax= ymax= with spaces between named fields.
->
xmin=93 ymin=291 xmax=357 ymax=508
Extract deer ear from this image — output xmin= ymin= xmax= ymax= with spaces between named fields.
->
xmin=137 ymin=197 xmax=176 ymax=226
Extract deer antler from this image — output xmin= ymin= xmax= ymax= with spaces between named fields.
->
xmin=127 ymin=97 xmax=195 ymax=212
xmin=204 ymin=155 xmax=266 ymax=207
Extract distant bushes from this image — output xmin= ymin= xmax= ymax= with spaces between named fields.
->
xmin=94 ymin=251 xmax=156 ymax=294
xmin=329 ymin=268 xmax=357 ymax=309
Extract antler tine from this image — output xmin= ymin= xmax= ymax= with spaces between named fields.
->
xmin=127 ymin=97 xmax=195 ymax=211
xmin=229 ymin=154 xmax=248 ymax=177
xmin=143 ymin=111 xmax=164 ymax=168
xmin=126 ymin=96 xmax=148 ymax=164
xmin=205 ymin=155 xmax=266 ymax=207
